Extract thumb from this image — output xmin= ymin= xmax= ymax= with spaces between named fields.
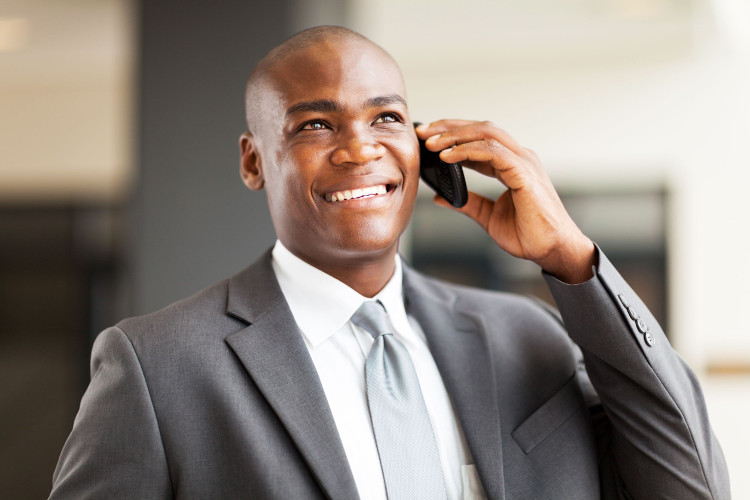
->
xmin=433 ymin=191 xmax=496 ymax=232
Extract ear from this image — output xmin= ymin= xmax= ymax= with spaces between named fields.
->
xmin=239 ymin=131 xmax=265 ymax=190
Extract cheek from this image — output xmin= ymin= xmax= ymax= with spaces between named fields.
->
xmin=393 ymin=136 xmax=420 ymax=175
xmin=263 ymin=164 xmax=314 ymax=229
xmin=400 ymin=148 xmax=421 ymax=195
xmin=272 ymin=151 xmax=315 ymax=198
xmin=281 ymin=145 xmax=329 ymax=184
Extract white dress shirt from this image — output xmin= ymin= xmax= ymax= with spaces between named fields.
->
xmin=271 ymin=241 xmax=479 ymax=500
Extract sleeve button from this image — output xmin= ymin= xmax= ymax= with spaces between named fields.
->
xmin=644 ymin=331 xmax=655 ymax=346
xmin=627 ymin=307 xmax=639 ymax=320
xmin=636 ymin=318 xmax=649 ymax=333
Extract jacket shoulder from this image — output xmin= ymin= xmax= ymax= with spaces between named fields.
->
xmin=115 ymin=249 xmax=277 ymax=344
xmin=117 ymin=278 xmax=238 ymax=339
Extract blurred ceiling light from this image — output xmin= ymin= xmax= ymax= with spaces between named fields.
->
xmin=0 ymin=17 xmax=29 ymax=53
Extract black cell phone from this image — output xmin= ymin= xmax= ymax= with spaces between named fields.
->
xmin=414 ymin=123 xmax=468 ymax=208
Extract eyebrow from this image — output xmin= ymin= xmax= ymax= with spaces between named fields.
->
xmin=365 ymin=94 xmax=407 ymax=109
xmin=285 ymin=99 xmax=341 ymax=117
xmin=285 ymin=94 xmax=407 ymax=118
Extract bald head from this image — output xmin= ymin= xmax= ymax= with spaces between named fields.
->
xmin=244 ymin=26 xmax=402 ymax=134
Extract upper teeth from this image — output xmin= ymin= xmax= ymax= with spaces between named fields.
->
xmin=326 ymin=185 xmax=387 ymax=202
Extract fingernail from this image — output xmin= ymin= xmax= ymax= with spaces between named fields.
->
xmin=442 ymin=147 xmax=453 ymax=154
xmin=426 ymin=134 xmax=440 ymax=144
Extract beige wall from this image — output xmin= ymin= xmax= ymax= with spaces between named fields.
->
xmin=0 ymin=0 xmax=134 ymax=203
xmin=0 ymin=81 xmax=133 ymax=202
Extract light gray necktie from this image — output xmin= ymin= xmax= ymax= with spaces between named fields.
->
xmin=351 ymin=300 xmax=447 ymax=500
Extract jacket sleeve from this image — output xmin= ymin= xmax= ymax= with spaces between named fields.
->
xmin=543 ymin=247 xmax=730 ymax=500
xmin=49 ymin=326 xmax=172 ymax=499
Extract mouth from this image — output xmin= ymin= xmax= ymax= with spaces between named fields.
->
xmin=323 ymin=183 xmax=393 ymax=203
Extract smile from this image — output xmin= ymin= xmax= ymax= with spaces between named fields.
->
xmin=324 ymin=184 xmax=389 ymax=202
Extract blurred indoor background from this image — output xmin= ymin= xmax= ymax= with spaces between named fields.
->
xmin=1 ymin=0 xmax=748 ymax=498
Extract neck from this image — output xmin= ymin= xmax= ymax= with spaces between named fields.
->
xmin=286 ymin=244 xmax=398 ymax=298
xmin=324 ymin=257 xmax=397 ymax=298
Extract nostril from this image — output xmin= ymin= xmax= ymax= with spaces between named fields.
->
xmin=330 ymin=139 xmax=386 ymax=166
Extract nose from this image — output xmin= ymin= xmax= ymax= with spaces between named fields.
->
xmin=329 ymin=126 xmax=386 ymax=166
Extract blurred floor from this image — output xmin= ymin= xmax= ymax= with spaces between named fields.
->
xmin=702 ymin=374 xmax=750 ymax=499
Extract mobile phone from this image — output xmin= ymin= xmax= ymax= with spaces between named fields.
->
xmin=415 ymin=123 xmax=468 ymax=208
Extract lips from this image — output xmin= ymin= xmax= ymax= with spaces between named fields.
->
xmin=324 ymin=184 xmax=389 ymax=202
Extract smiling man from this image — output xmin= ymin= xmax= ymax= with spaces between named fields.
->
xmin=50 ymin=26 xmax=729 ymax=500
xmin=239 ymin=30 xmax=421 ymax=297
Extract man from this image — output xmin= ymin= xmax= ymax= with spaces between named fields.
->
xmin=50 ymin=26 xmax=729 ymax=499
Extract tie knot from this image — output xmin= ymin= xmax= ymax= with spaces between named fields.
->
xmin=351 ymin=300 xmax=394 ymax=339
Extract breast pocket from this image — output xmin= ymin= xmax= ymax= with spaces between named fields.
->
xmin=511 ymin=375 xmax=585 ymax=454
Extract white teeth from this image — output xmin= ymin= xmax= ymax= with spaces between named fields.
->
xmin=325 ymin=184 xmax=389 ymax=202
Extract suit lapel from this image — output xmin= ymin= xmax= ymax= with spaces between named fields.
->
xmin=224 ymin=251 xmax=359 ymax=500
xmin=404 ymin=266 xmax=505 ymax=500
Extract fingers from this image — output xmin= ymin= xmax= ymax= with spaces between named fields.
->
xmin=417 ymin=118 xmax=546 ymax=194
xmin=433 ymin=191 xmax=508 ymax=236
xmin=439 ymin=139 xmax=528 ymax=189
xmin=416 ymin=119 xmax=475 ymax=139
xmin=417 ymin=120 xmax=526 ymax=157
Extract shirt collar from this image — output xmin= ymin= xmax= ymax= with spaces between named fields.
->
xmin=271 ymin=240 xmax=406 ymax=348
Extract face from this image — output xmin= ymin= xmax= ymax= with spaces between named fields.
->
xmin=241 ymin=38 xmax=420 ymax=271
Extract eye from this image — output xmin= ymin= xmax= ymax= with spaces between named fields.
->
xmin=299 ymin=120 xmax=329 ymax=131
xmin=373 ymin=112 xmax=402 ymax=124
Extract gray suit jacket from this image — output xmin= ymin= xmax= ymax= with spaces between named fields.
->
xmin=50 ymin=249 xmax=729 ymax=499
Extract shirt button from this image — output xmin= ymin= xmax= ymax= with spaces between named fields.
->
xmin=636 ymin=318 xmax=648 ymax=333
xmin=627 ymin=307 xmax=639 ymax=320
xmin=644 ymin=331 xmax=655 ymax=346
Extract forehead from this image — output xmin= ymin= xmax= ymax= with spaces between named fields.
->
xmin=265 ymin=39 xmax=406 ymax=109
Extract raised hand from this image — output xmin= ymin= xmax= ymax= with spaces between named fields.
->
xmin=416 ymin=120 xmax=596 ymax=284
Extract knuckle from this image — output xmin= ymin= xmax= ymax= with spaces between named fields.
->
xmin=482 ymin=137 xmax=501 ymax=152
xmin=480 ymin=120 xmax=497 ymax=130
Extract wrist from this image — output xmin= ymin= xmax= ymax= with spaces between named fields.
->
xmin=539 ymin=237 xmax=596 ymax=284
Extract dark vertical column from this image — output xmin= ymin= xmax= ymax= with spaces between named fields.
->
xmin=134 ymin=1 xmax=296 ymax=314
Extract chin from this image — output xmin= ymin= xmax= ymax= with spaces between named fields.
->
xmin=330 ymin=225 xmax=401 ymax=258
